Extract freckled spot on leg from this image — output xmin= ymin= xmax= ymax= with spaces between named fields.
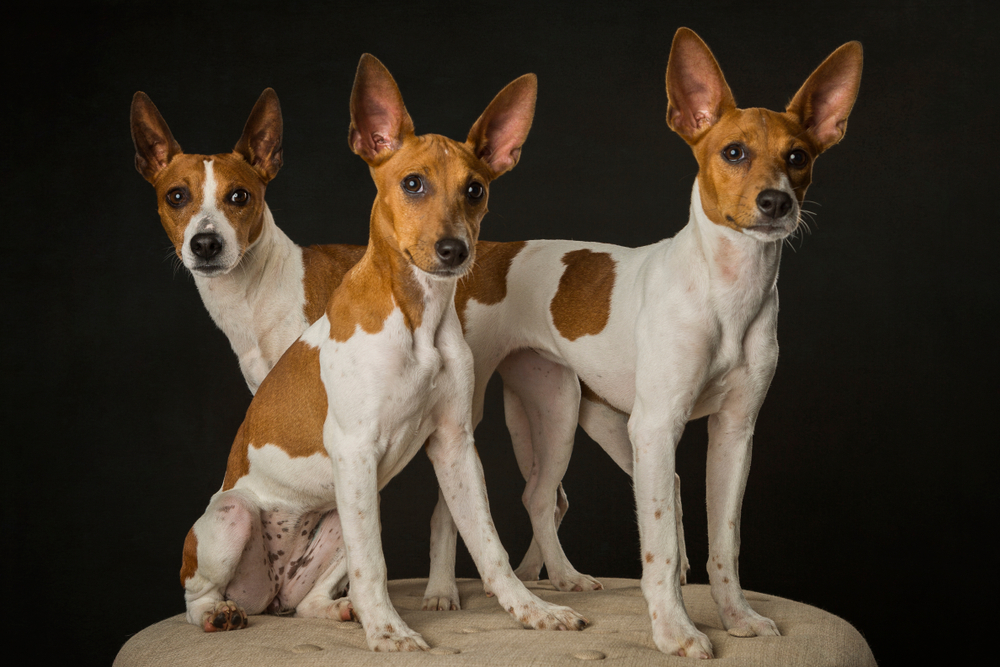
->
xmin=652 ymin=611 xmax=658 ymax=620
xmin=645 ymin=552 xmax=654 ymax=563
xmin=723 ymin=577 xmax=730 ymax=583
xmin=665 ymin=559 xmax=671 ymax=565
xmin=717 ymin=563 xmax=723 ymax=569
xmin=654 ymin=510 xmax=662 ymax=520
xmin=354 ymin=569 xmax=362 ymax=579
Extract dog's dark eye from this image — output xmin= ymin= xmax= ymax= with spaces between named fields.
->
xmin=466 ymin=181 xmax=484 ymax=201
xmin=402 ymin=175 xmax=423 ymax=194
xmin=229 ymin=189 xmax=250 ymax=205
xmin=787 ymin=149 xmax=809 ymax=168
xmin=166 ymin=188 xmax=189 ymax=208
xmin=722 ymin=144 xmax=746 ymax=163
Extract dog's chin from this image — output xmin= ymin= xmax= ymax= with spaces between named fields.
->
xmin=743 ymin=218 xmax=798 ymax=242
xmin=405 ymin=250 xmax=472 ymax=281
xmin=418 ymin=263 xmax=470 ymax=280
xmin=187 ymin=261 xmax=238 ymax=278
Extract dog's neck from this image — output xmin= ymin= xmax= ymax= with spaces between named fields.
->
xmin=193 ymin=203 xmax=307 ymax=391
xmin=344 ymin=214 xmax=462 ymax=348
xmin=684 ymin=180 xmax=783 ymax=299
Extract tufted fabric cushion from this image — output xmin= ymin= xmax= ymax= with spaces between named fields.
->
xmin=114 ymin=578 xmax=875 ymax=666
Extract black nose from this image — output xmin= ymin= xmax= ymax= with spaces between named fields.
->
xmin=756 ymin=189 xmax=793 ymax=219
xmin=190 ymin=233 xmax=223 ymax=259
xmin=435 ymin=238 xmax=469 ymax=268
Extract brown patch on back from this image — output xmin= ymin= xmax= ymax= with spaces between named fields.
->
xmin=222 ymin=340 xmax=329 ymax=491
xmin=301 ymin=244 xmax=366 ymax=324
xmin=180 ymin=527 xmax=198 ymax=585
xmin=455 ymin=240 xmax=527 ymax=330
xmin=550 ymin=249 xmax=616 ymax=341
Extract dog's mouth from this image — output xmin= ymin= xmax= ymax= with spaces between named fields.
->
xmin=187 ymin=259 xmax=240 ymax=277
xmin=403 ymin=243 xmax=472 ymax=278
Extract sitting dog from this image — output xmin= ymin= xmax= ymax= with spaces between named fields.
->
xmin=174 ymin=55 xmax=588 ymax=651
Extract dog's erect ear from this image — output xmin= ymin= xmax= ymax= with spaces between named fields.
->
xmin=131 ymin=92 xmax=183 ymax=183
xmin=467 ymin=73 xmax=537 ymax=178
xmin=665 ymin=28 xmax=737 ymax=145
xmin=234 ymin=88 xmax=284 ymax=182
xmin=349 ymin=54 xmax=415 ymax=165
xmin=786 ymin=42 xmax=863 ymax=152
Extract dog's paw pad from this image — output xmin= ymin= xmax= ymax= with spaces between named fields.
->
xmin=202 ymin=600 xmax=248 ymax=632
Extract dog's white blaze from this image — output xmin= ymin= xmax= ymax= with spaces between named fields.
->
xmin=179 ymin=159 xmax=241 ymax=272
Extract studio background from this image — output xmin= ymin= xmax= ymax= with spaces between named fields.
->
xmin=5 ymin=2 xmax=994 ymax=665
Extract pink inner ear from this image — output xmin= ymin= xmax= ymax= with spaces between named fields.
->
xmin=806 ymin=78 xmax=855 ymax=144
xmin=666 ymin=37 xmax=733 ymax=139
xmin=478 ymin=111 xmax=526 ymax=170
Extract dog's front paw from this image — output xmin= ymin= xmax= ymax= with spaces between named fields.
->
xmin=366 ymin=623 xmax=430 ymax=652
xmin=509 ymin=600 xmax=589 ymax=631
xmin=549 ymin=569 xmax=604 ymax=593
xmin=651 ymin=618 xmax=713 ymax=659
xmin=723 ymin=608 xmax=780 ymax=638
xmin=201 ymin=600 xmax=248 ymax=632
xmin=421 ymin=581 xmax=461 ymax=611
xmin=295 ymin=595 xmax=357 ymax=622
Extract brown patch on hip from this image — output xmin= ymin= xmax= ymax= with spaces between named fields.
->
xmin=180 ymin=527 xmax=198 ymax=586
xmin=550 ymin=249 xmax=615 ymax=341
xmin=455 ymin=240 xmax=527 ymax=330
xmin=222 ymin=340 xmax=330 ymax=492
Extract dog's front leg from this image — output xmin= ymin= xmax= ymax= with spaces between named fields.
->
xmin=704 ymin=346 xmax=780 ymax=638
xmin=330 ymin=438 xmax=429 ymax=652
xmin=629 ymin=407 xmax=713 ymax=659
xmin=425 ymin=423 xmax=589 ymax=631
xmin=629 ymin=339 xmax=714 ymax=659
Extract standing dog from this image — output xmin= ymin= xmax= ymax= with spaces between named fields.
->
xmin=431 ymin=28 xmax=863 ymax=657
xmin=176 ymin=55 xmax=587 ymax=651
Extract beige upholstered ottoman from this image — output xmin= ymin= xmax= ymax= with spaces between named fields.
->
xmin=115 ymin=579 xmax=874 ymax=666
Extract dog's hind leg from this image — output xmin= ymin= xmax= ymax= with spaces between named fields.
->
xmin=182 ymin=488 xmax=272 ymax=631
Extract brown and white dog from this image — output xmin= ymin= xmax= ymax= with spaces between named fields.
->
xmin=163 ymin=55 xmax=588 ymax=651
xmin=430 ymin=28 xmax=863 ymax=657
xmin=131 ymin=68 xmax=605 ymax=611
xmin=131 ymin=88 xmax=364 ymax=395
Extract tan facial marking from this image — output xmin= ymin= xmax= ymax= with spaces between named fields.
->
xmin=455 ymin=240 xmax=527 ymax=329
xmin=550 ymin=249 xmax=616 ymax=341
xmin=693 ymin=108 xmax=817 ymax=231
